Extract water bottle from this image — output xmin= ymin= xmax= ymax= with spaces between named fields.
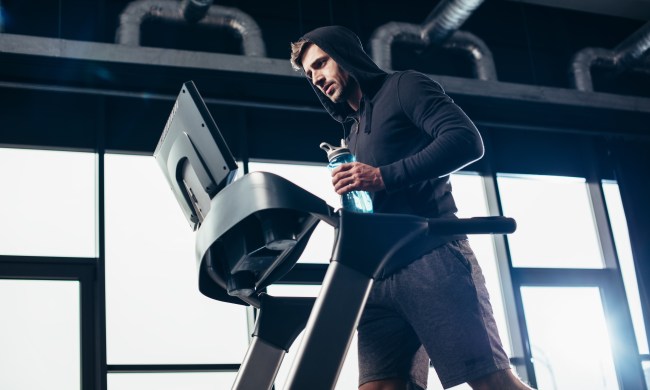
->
xmin=320 ymin=140 xmax=374 ymax=213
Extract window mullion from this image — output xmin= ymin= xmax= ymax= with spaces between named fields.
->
xmin=589 ymin=180 xmax=647 ymax=388
xmin=483 ymin=172 xmax=535 ymax=386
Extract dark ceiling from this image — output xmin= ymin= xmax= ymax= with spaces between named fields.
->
xmin=0 ymin=0 xmax=649 ymax=159
xmin=1 ymin=0 xmax=648 ymax=92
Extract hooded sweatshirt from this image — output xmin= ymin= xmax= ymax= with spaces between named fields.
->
xmin=298 ymin=26 xmax=484 ymax=270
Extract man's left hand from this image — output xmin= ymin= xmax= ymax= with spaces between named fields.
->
xmin=331 ymin=162 xmax=385 ymax=195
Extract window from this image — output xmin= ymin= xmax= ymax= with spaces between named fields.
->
xmin=104 ymin=154 xmax=248 ymax=364
xmin=0 ymin=148 xmax=96 ymax=257
xmin=497 ymin=173 xmax=647 ymax=388
xmin=266 ymin=284 xmax=321 ymax=297
xmin=108 ymin=372 xmax=237 ymax=390
xmin=497 ymin=174 xmax=603 ymax=268
xmin=0 ymin=279 xmax=80 ymax=390
xmin=521 ymin=286 xmax=618 ymax=390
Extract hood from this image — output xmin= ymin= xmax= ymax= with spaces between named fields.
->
xmin=298 ymin=26 xmax=388 ymax=123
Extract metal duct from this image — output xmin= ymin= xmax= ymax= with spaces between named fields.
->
xmin=370 ymin=25 xmax=496 ymax=80
xmin=570 ymin=22 xmax=650 ymax=91
xmin=369 ymin=0 xmax=495 ymax=80
xmin=444 ymin=30 xmax=497 ymax=80
xmin=370 ymin=22 xmax=425 ymax=71
xmin=420 ymin=0 xmax=486 ymax=45
xmin=615 ymin=22 xmax=650 ymax=69
xmin=181 ymin=0 xmax=214 ymax=22
xmin=115 ymin=0 xmax=266 ymax=57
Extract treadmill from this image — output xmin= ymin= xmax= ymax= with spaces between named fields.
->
xmin=155 ymin=81 xmax=517 ymax=390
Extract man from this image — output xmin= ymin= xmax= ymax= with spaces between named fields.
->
xmin=290 ymin=26 xmax=533 ymax=390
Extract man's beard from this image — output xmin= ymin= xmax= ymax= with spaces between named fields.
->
xmin=329 ymin=84 xmax=348 ymax=103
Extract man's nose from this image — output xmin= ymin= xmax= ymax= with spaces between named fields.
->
xmin=313 ymin=72 xmax=325 ymax=88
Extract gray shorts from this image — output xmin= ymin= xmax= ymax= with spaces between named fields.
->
xmin=357 ymin=240 xmax=510 ymax=389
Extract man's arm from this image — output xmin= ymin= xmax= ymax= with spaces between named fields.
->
xmin=331 ymin=71 xmax=482 ymax=194
xmin=379 ymin=71 xmax=484 ymax=192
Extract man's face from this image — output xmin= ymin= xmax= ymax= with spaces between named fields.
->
xmin=301 ymin=44 xmax=352 ymax=104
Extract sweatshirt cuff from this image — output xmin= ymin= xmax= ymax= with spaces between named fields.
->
xmin=379 ymin=162 xmax=409 ymax=193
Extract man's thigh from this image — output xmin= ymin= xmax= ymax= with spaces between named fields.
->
xmin=392 ymin=240 xmax=510 ymax=388
xmin=357 ymin=280 xmax=429 ymax=389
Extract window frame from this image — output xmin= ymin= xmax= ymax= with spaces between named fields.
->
xmin=488 ymin=171 xmax=645 ymax=388
xmin=0 ymin=255 xmax=100 ymax=390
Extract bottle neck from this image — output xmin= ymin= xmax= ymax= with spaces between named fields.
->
xmin=329 ymin=153 xmax=355 ymax=165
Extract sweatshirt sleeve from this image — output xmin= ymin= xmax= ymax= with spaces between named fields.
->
xmin=379 ymin=71 xmax=484 ymax=191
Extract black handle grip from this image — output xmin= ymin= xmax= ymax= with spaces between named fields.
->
xmin=427 ymin=216 xmax=516 ymax=235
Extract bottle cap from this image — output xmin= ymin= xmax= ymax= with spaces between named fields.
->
xmin=319 ymin=139 xmax=350 ymax=160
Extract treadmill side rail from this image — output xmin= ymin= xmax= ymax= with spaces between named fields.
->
xmin=232 ymin=337 xmax=285 ymax=390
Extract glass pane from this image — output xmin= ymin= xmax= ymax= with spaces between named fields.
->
xmin=0 ymin=148 xmax=96 ymax=257
xmin=105 ymin=154 xmax=248 ymax=364
xmin=643 ymin=361 xmax=650 ymax=388
xmin=0 ymin=279 xmax=80 ymax=390
xmin=602 ymin=181 xmax=649 ymax=354
xmin=248 ymin=161 xmax=338 ymax=264
xmin=521 ymin=287 xmax=618 ymax=390
xmin=497 ymin=174 xmax=603 ymax=268
xmin=266 ymin=284 xmax=322 ymax=297
xmin=108 ymin=372 xmax=237 ymax=390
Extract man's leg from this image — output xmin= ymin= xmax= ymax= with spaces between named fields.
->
xmin=357 ymin=275 xmax=429 ymax=390
xmin=392 ymin=240 xmax=512 ymax=388
xmin=358 ymin=369 xmax=535 ymax=390
xmin=359 ymin=378 xmax=406 ymax=390
xmin=359 ymin=378 xmax=425 ymax=390
xmin=468 ymin=368 xmax=535 ymax=390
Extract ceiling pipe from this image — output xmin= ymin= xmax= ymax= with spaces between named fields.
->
xmin=570 ymin=22 xmax=650 ymax=91
xmin=444 ymin=30 xmax=497 ymax=81
xmin=615 ymin=22 xmax=650 ymax=69
xmin=180 ymin=0 xmax=213 ymax=22
xmin=370 ymin=22 xmax=424 ymax=71
xmin=369 ymin=0 xmax=496 ymax=80
xmin=420 ymin=0 xmax=484 ymax=45
xmin=115 ymin=0 xmax=266 ymax=57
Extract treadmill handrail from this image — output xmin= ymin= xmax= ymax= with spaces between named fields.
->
xmin=195 ymin=172 xmax=517 ymax=306
xmin=332 ymin=211 xmax=516 ymax=280
xmin=428 ymin=216 xmax=516 ymax=235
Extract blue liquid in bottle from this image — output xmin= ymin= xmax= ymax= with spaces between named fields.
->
xmin=320 ymin=140 xmax=374 ymax=213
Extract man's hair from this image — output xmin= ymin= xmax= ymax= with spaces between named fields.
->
xmin=290 ymin=38 xmax=312 ymax=71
